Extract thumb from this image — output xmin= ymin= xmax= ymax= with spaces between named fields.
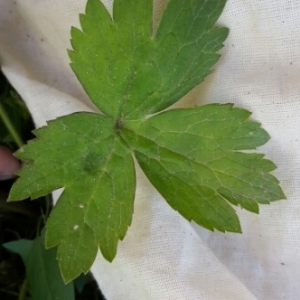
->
xmin=0 ymin=146 xmax=20 ymax=180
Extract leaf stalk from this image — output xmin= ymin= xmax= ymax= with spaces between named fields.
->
xmin=0 ymin=102 xmax=24 ymax=148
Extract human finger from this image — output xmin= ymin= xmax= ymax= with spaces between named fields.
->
xmin=0 ymin=145 xmax=20 ymax=180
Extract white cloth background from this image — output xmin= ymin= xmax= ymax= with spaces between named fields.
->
xmin=0 ymin=1 xmax=299 ymax=299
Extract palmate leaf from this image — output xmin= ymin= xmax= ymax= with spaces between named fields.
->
xmin=9 ymin=0 xmax=285 ymax=282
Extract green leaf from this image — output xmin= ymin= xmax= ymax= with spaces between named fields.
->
xmin=4 ymin=239 xmax=32 ymax=260
xmin=9 ymin=0 xmax=285 ymax=282
xmin=121 ymin=104 xmax=285 ymax=232
xmin=69 ymin=0 xmax=228 ymax=119
xmin=4 ymin=231 xmax=75 ymax=300
xmin=10 ymin=113 xmax=135 ymax=282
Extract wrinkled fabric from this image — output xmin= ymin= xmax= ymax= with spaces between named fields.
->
xmin=0 ymin=1 xmax=299 ymax=299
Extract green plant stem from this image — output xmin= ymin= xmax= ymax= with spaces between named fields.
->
xmin=0 ymin=102 xmax=23 ymax=148
xmin=18 ymin=279 xmax=28 ymax=300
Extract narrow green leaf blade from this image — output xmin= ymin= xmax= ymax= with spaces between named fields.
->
xmin=28 ymin=233 xmax=75 ymax=300
xmin=4 ymin=232 xmax=75 ymax=300
xmin=9 ymin=113 xmax=136 ymax=282
xmin=4 ymin=239 xmax=32 ymax=262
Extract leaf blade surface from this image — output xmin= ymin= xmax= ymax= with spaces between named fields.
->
xmin=121 ymin=104 xmax=285 ymax=230
xmin=9 ymin=113 xmax=135 ymax=282
xmin=69 ymin=0 xmax=228 ymax=119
